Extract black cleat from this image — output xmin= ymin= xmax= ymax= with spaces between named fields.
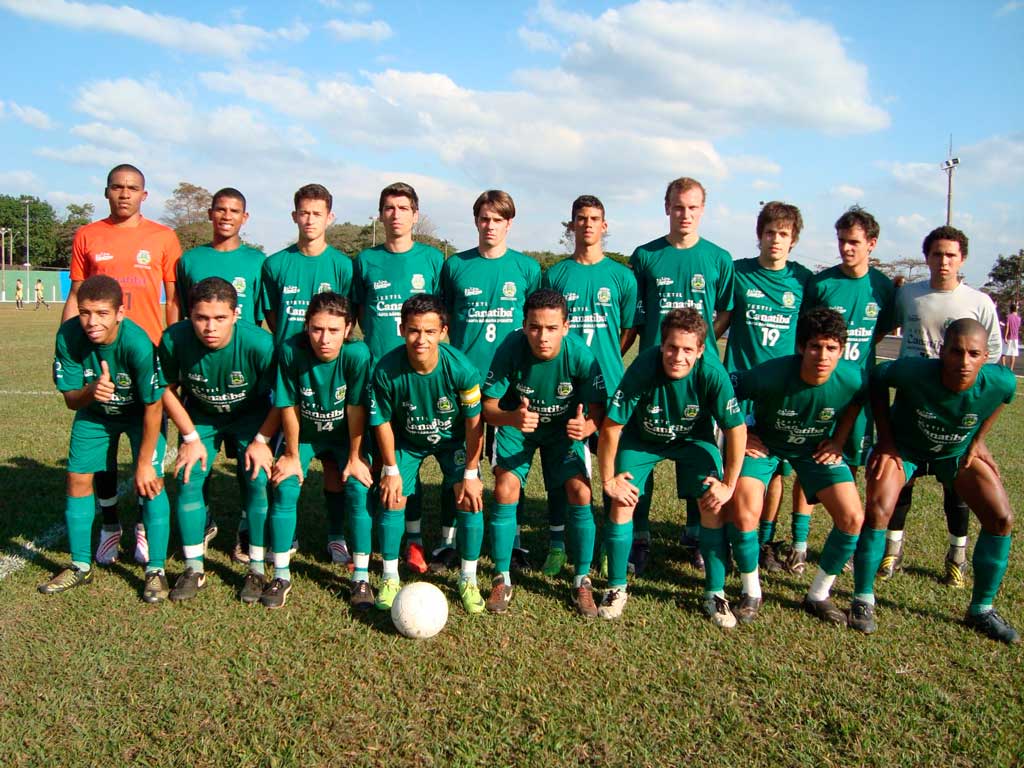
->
xmin=964 ymin=609 xmax=1020 ymax=644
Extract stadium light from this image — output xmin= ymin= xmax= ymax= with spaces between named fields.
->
xmin=369 ymin=215 xmax=377 ymax=247
xmin=939 ymin=138 xmax=960 ymax=226
xmin=0 ymin=227 xmax=8 ymax=300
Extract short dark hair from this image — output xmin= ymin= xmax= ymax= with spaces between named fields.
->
xmin=401 ymin=293 xmax=447 ymax=326
xmin=922 ymin=225 xmax=969 ymax=260
xmin=1010 ymin=303 xmax=1019 ymax=313
xmin=106 ymin=164 xmax=145 ymax=188
xmin=212 ymin=187 xmax=246 ymax=210
xmin=524 ymin=288 xmax=568 ymax=321
xmin=660 ymin=307 xmax=707 ymax=341
xmin=190 ymin=277 xmax=237 ymax=310
xmin=756 ymin=201 xmax=803 ymax=243
xmin=78 ymin=275 xmax=123 ymax=308
xmin=305 ymin=292 xmax=353 ymax=325
xmin=378 ymin=182 xmax=419 ymax=214
xmin=473 ymin=190 xmax=515 ymax=220
xmin=294 ymin=183 xmax=333 ymax=212
xmin=571 ymin=195 xmax=605 ymax=220
xmin=797 ymin=307 xmax=847 ymax=348
xmin=834 ymin=205 xmax=880 ymax=241
xmin=664 ymin=177 xmax=706 ymax=206
xmin=944 ymin=317 xmax=987 ymax=345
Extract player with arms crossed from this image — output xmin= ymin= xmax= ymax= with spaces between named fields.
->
xmin=482 ymin=289 xmax=606 ymax=616
xmin=158 ymin=278 xmax=277 ymax=603
xmin=371 ymin=295 xmax=484 ymax=612
xmin=852 ymin=319 xmax=1018 ymax=643
xmin=41 ymin=275 xmax=171 ymax=602
xmin=269 ymin=293 xmax=375 ymax=610
xmin=351 ymin=183 xmax=444 ymax=574
xmin=598 ymin=308 xmax=745 ymax=621
xmin=729 ymin=308 xmax=867 ymax=627
xmin=542 ymin=195 xmax=636 ymax=576
xmin=67 ymin=164 xmax=181 ymax=567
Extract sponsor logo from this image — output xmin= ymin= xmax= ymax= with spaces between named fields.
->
xmin=779 ymin=408 xmax=798 ymax=416
xmin=232 ymin=277 xmax=246 ymax=294
xmin=746 ymin=288 xmax=766 ymax=299
xmin=818 ymin=407 xmax=835 ymax=421
xmin=502 ymin=281 xmax=516 ymax=298
xmin=135 ymin=250 xmax=151 ymax=266
xmin=411 ymin=274 xmax=425 ymax=290
xmin=515 ymin=384 xmax=535 ymax=396
xmin=727 ymin=398 xmax=740 ymax=415
xmin=301 ymin=387 xmax=314 ymax=396
xmin=647 ymin=404 xmax=661 ymax=414
xmin=230 ymin=371 xmax=246 ymax=386
xmin=283 ymin=286 xmax=300 ymax=294
xmin=865 ymin=302 xmax=879 ymax=318
xmin=691 ymin=274 xmax=706 ymax=292
xmin=566 ymin=291 xmax=579 ymax=302
xmin=556 ymin=382 xmax=573 ymax=398
xmin=593 ymin=374 xmax=605 ymax=393
xmin=597 ymin=287 xmax=612 ymax=304
xmin=684 ymin=404 xmax=699 ymax=419
xmin=464 ymin=287 xmax=482 ymax=297
xmin=656 ymin=277 xmax=674 ymax=287
xmin=335 ymin=385 xmax=347 ymax=402
xmin=782 ymin=291 xmax=796 ymax=308
xmin=402 ymin=401 xmax=417 ymax=411
xmin=115 ymin=372 xmax=131 ymax=387
xmin=611 ymin=389 xmax=624 ymax=405
xmin=962 ymin=413 xmax=978 ymax=428
xmin=436 ymin=396 xmax=455 ymax=413
xmin=187 ymin=373 xmax=206 ymax=382
xmin=94 ymin=252 xmax=114 ymax=263
xmin=373 ymin=280 xmax=391 ymax=290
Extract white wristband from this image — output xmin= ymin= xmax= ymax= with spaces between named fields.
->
xmin=182 ymin=430 xmax=200 ymax=444
xmin=463 ymin=468 xmax=479 ymax=480
xmin=254 ymin=432 xmax=271 ymax=445
xmin=383 ymin=464 xmax=400 ymax=477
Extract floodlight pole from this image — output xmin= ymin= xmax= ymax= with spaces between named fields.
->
xmin=370 ymin=216 xmax=377 ymax=247
xmin=0 ymin=227 xmax=7 ymax=301
xmin=940 ymin=137 xmax=959 ymax=226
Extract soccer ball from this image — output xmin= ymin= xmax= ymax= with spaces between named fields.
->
xmin=391 ymin=581 xmax=449 ymax=639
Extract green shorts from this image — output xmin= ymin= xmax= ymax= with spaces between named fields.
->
xmin=741 ymin=453 xmax=853 ymax=504
xmin=617 ymin=433 xmax=722 ymax=500
xmin=67 ymin=411 xmax=166 ymax=475
xmin=842 ymin=406 xmax=873 ymax=468
xmin=394 ymin=440 xmax=467 ymax=497
xmin=177 ymin=411 xmax=269 ymax=486
xmin=896 ymin=452 xmax=961 ymax=486
xmin=494 ymin=427 xmax=589 ymax=490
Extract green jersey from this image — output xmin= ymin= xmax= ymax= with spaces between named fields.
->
xmin=731 ymin=356 xmax=867 ymax=460
xmin=370 ymin=343 xmax=482 ymax=451
xmin=259 ymin=244 xmax=354 ymax=346
xmin=440 ymin=247 xmax=542 ymax=379
xmin=608 ymin=346 xmax=743 ymax=445
xmin=542 ymin=257 xmax=637 ymax=391
xmin=351 ymin=242 xmax=444 ymax=361
xmin=724 ymin=257 xmax=813 ymax=372
xmin=629 ymin=236 xmax=734 ymax=349
xmin=176 ymin=243 xmax=266 ymax=325
xmin=483 ymin=330 xmax=605 ymax=441
xmin=872 ymin=359 xmax=1016 ymax=461
xmin=803 ymin=266 xmax=895 ymax=369
xmin=53 ymin=317 xmax=164 ymax=421
xmin=275 ymin=336 xmax=373 ymax=444
xmin=158 ymin=320 xmax=274 ymax=427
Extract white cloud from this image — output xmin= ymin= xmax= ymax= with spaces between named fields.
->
xmin=997 ymin=1 xmax=1024 ymax=15
xmin=517 ymin=26 xmax=560 ymax=52
xmin=751 ymin=179 xmax=778 ymax=191
xmin=0 ymin=169 xmax=41 ymax=190
xmin=895 ymin=212 xmax=928 ymax=231
xmin=319 ymin=0 xmax=373 ymax=12
xmin=326 ymin=19 xmax=392 ymax=42
xmin=6 ymin=102 xmax=54 ymax=130
xmin=75 ymin=79 xmax=196 ymax=143
xmin=70 ymin=122 xmax=143 ymax=150
xmin=0 ymin=0 xmax=308 ymax=58
xmin=831 ymin=184 xmax=865 ymax=199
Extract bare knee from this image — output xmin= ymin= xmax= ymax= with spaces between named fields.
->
xmin=494 ymin=470 xmax=521 ymax=505
xmin=565 ymin=475 xmax=591 ymax=506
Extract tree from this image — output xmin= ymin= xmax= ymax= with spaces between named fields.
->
xmin=983 ymin=249 xmax=1024 ymax=312
xmin=872 ymin=256 xmax=928 ymax=283
xmin=162 ymin=182 xmax=212 ymax=229
xmin=325 ymin=222 xmax=374 ymax=256
xmin=0 ymin=194 xmax=58 ymax=267
xmin=53 ymin=202 xmax=95 ymax=268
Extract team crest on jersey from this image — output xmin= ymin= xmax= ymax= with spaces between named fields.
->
xmin=318 ymin=282 xmax=332 ymax=294
xmin=818 ymin=407 xmax=835 ymax=421
xmin=961 ymin=413 xmax=979 ymax=428
xmin=436 ymin=396 xmax=455 ymax=413
xmin=454 ymin=448 xmax=467 ymax=467
xmin=502 ymin=281 xmax=517 ymax=298
xmin=335 ymin=385 xmax=347 ymax=403
xmin=115 ymin=372 xmax=131 ymax=387
xmin=691 ymin=274 xmax=706 ymax=292
xmin=411 ymin=274 xmax=425 ymax=290
xmin=597 ymin=287 xmax=612 ymax=304
xmin=782 ymin=292 xmax=796 ymax=308
xmin=684 ymin=404 xmax=699 ymax=419
xmin=232 ymin=277 xmax=246 ymax=294
xmin=135 ymin=250 xmax=151 ymax=266
xmin=556 ymin=382 xmax=573 ymax=398
xmin=865 ymin=302 xmax=879 ymax=318
xmin=230 ymin=371 xmax=246 ymax=386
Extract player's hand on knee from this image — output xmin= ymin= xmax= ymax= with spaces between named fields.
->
xmin=456 ymin=477 xmax=484 ymax=513
xmin=135 ymin=464 xmax=162 ymax=499
xmin=962 ymin=438 xmax=1000 ymax=479
xmin=380 ymin=474 xmax=403 ymax=508
xmin=813 ymin=437 xmax=843 ymax=465
xmin=244 ymin=441 xmax=273 ymax=481
xmin=699 ymin=477 xmax=734 ymax=514
xmin=343 ymin=456 xmax=373 ymax=488
xmin=271 ymin=454 xmax=303 ymax=486
xmin=176 ymin=441 xmax=207 ymax=485
xmin=604 ymin=472 xmax=639 ymax=506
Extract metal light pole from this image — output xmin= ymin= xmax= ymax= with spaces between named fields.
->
xmin=369 ymin=215 xmax=377 ymax=247
xmin=940 ymin=138 xmax=959 ymax=226
xmin=22 ymin=198 xmax=31 ymax=265
xmin=0 ymin=227 xmax=8 ymax=301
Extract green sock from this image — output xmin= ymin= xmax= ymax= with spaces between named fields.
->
xmin=325 ymin=489 xmax=346 ymax=542
xmin=548 ymin=486 xmax=567 ymax=548
xmin=819 ymin=527 xmax=859 ymax=576
xmin=269 ymin=477 xmax=300 ymax=570
xmin=685 ymin=497 xmax=700 ymax=539
xmin=568 ymin=504 xmax=595 ymax=577
xmin=457 ymin=509 xmax=484 ymax=562
xmin=378 ymin=507 xmax=405 ymax=562
xmin=141 ymin=490 xmax=170 ymax=571
xmin=728 ymin=525 xmax=759 ymax=574
xmin=970 ymin=531 xmax=1011 ymax=614
xmin=345 ymin=480 xmax=372 ymax=560
xmin=513 ymin=496 xmax=525 ymax=549
xmin=758 ymin=519 xmax=777 ymax=546
xmin=250 ymin=560 xmax=265 ymax=576
xmin=275 ymin=564 xmax=291 ymax=582
xmin=489 ymin=502 xmax=518 ymax=574
xmin=633 ymin=475 xmax=653 ymax=540
xmin=791 ymin=513 xmax=811 ymax=551
xmin=700 ymin=525 xmax=727 ymax=595
xmin=66 ymin=494 xmax=95 ymax=569
xmin=853 ymin=527 xmax=886 ymax=597
xmin=604 ymin=519 xmax=633 ymax=588
xmin=177 ymin=475 xmax=207 ymax=569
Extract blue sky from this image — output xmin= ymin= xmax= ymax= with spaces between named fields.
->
xmin=0 ymin=0 xmax=1021 ymax=284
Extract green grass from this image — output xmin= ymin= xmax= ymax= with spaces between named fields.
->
xmin=1 ymin=305 xmax=1022 ymax=767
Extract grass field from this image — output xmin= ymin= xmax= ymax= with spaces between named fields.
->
xmin=1 ymin=305 xmax=1022 ymax=767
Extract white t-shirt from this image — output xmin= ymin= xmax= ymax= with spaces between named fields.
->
xmin=895 ymin=280 xmax=1002 ymax=362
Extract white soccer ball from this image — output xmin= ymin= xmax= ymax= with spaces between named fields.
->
xmin=391 ymin=581 xmax=449 ymax=639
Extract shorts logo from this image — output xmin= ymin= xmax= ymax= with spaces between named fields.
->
xmin=684 ymin=404 xmax=699 ymax=419
xmin=782 ymin=292 xmax=796 ymax=308
xmin=454 ymin=448 xmax=467 ymax=466
xmin=230 ymin=371 xmax=246 ymax=386
xmin=318 ymin=282 xmax=332 ymax=294
xmin=690 ymin=274 xmax=706 ymax=292
xmin=865 ymin=302 xmax=879 ymax=318
xmin=436 ymin=396 xmax=455 ymax=413
xmin=232 ymin=277 xmax=246 ymax=294
xmin=135 ymin=250 xmax=151 ymax=266
xmin=427 ymin=434 xmax=443 ymax=444
xmin=403 ymin=401 xmax=417 ymax=411
xmin=556 ymin=382 xmax=573 ymax=398
xmin=961 ymin=413 xmax=978 ymax=427
xmin=54 ymin=360 xmax=62 ymax=371
xmin=411 ymin=274 xmax=425 ymax=290
xmin=335 ymin=385 xmax=347 ymax=402
xmin=597 ymin=287 xmax=612 ymax=304
xmin=502 ymin=281 xmax=517 ymax=298
xmin=818 ymin=407 xmax=835 ymax=421
xmin=115 ymin=372 xmax=131 ymax=387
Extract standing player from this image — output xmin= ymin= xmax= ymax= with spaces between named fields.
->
xmin=729 ymin=309 xmax=867 ymax=627
xmin=598 ymin=308 xmax=745 ymax=621
xmin=880 ymin=226 xmax=1002 ymax=586
xmin=41 ymin=275 xmax=171 ymax=602
xmin=351 ymin=183 xmax=444 ymax=574
xmin=440 ymin=190 xmax=541 ymax=571
xmin=34 ymin=279 xmax=50 ymax=310
xmin=621 ymin=177 xmax=735 ymax=572
xmin=15 ymin=278 xmax=24 ymax=309
xmin=158 ymin=278 xmax=277 ymax=602
xmin=852 ymin=319 xmax=1018 ymax=643
xmin=1002 ymin=303 xmax=1020 ymax=370
xmin=482 ymin=289 xmax=605 ymax=615
xmin=66 ymin=164 xmax=181 ymax=568
xmin=371 ymin=295 xmax=484 ymax=612
xmin=268 ymin=293 xmax=374 ymax=610
xmin=796 ymin=206 xmax=894 ymax=573
xmin=542 ymin=195 xmax=636 ymax=576
xmin=720 ymin=201 xmax=812 ymax=573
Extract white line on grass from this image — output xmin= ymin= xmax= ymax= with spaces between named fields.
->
xmin=0 ymin=390 xmax=57 ymax=396
xmin=0 ymin=524 xmax=66 ymax=581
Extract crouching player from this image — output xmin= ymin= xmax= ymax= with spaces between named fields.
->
xmin=852 ymin=319 xmax=1018 ymax=643
xmin=159 ymin=277 xmax=277 ymax=602
xmin=269 ymin=293 xmax=375 ymax=609
xmin=597 ymin=308 xmax=745 ymax=620
xmin=729 ymin=308 xmax=867 ymax=627
xmin=371 ymin=295 xmax=484 ymax=612
xmin=482 ymin=289 xmax=605 ymax=616
xmin=41 ymin=275 xmax=171 ymax=602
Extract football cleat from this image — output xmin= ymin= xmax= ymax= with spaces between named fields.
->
xmin=597 ymin=587 xmax=628 ymax=620
xmin=458 ymin=579 xmax=485 ymax=614
xmin=405 ymin=542 xmax=428 ymax=574
xmin=375 ymin=579 xmax=401 ymax=611
xmin=260 ymin=577 xmax=292 ymax=609
xmin=38 ymin=566 xmax=94 ymax=595
xmin=428 ymin=546 xmax=459 ymax=575
xmin=142 ymin=571 xmax=170 ymax=604
xmin=942 ymin=546 xmax=970 ymax=588
xmin=735 ymin=594 xmax=762 ymax=625
xmin=485 ymin=576 xmax=513 ymax=614
xmin=802 ymin=595 xmax=847 ymax=626
xmin=964 ymin=609 xmax=1020 ymax=645
xmin=704 ymin=595 xmax=737 ymax=629
xmin=133 ymin=523 xmax=150 ymax=565
xmin=95 ymin=525 xmax=122 ymax=565
xmin=169 ymin=568 xmax=207 ymax=602
xmin=848 ymin=598 xmax=877 ymax=634
xmin=878 ymin=538 xmax=904 ymax=580
xmin=350 ymin=580 xmax=375 ymax=611
xmin=573 ymin=577 xmax=599 ymax=618
xmin=541 ymin=547 xmax=567 ymax=577
xmin=240 ymin=571 xmax=268 ymax=604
